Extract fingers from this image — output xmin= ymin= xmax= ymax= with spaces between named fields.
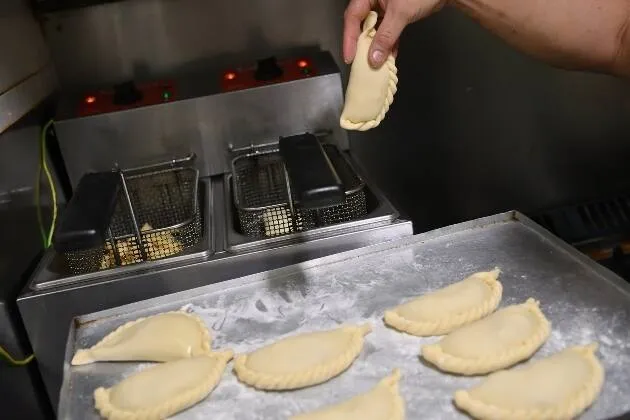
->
xmin=368 ymin=5 xmax=408 ymax=68
xmin=343 ymin=0 xmax=376 ymax=63
xmin=392 ymin=39 xmax=400 ymax=58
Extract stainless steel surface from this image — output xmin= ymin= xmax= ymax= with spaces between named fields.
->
xmin=62 ymin=164 xmax=202 ymax=274
xmin=53 ymin=51 xmax=348 ymax=187
xmin=40 ymin=0 xmax=346 ymax=90
xmin=232 ymin=145 xmax=367 ymax=239
xmin=58 ymin=211 xmax=630 ymax=419
xmin=0 ymin=0 xmax=56 ymax=133
xmin=18 ymin=175 xmax=412 ymax=410
xmin=0 ymin=0 xmax=50 ymax=91
xmin=0 ymin=62 xmax=57 ymax=134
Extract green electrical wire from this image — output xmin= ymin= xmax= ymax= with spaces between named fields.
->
xmin=35 ymin=120 xmax=57 ymax=249
xmin=19 ymin=120 xmax=57 ymax=366
xmin=35 ymin=143 xmax=46 ymax=247
xmin=42 ymin=120 xmax=58 ymax=248
xmin=0 ymin=345 xmax=35 ymax=366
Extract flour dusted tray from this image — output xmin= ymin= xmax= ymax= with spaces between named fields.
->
xmin=58 ymin=211 xmax=630 ymax=419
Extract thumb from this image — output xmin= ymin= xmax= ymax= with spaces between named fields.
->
xmin=369 ymin=8 xmax=407 ymax=68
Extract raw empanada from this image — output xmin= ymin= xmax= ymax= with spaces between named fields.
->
xmin=454 ymin=344 xmax=604 ymax=420
xmin=72 ymin=311 xmax=211 ymax=365
xmin=233 ymin=323 xmax=372 ymax=390
xmin=384 ymin=268 xmax=502 ymax=336
xmin=290 ymin=369 xmax=405 ymax=420
xmin=340 ymin=11 xmax=398 ymax=131
xmin=94 ymin=350 xmax=233 ymax=420
xmin=421 ymin=298 xmax=551 ymax=375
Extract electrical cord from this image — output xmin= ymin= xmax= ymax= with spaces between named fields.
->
xmin=35 ymin=144 xmax=46 ymax=247
xmin=0 ymin=346 xmax=35 ymax=366
xmin=7 ymin=119 xmax=59 ymax=366
xmin=35 ymin=119 xmax=57 ymax=249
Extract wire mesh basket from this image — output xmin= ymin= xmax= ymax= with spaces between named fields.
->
xmin=63 ymin=161 xmax=202 ymax=275
xmin=232 ymin=144 xmax=367 ymax=240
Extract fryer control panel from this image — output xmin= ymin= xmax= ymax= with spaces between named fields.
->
xmin=220 ymin=55 xmax=317 ymax=92
xmin=77 ymin=80 xmax=176 ymax=117
xmin=74 ymin=55 xmax=318 ymax=117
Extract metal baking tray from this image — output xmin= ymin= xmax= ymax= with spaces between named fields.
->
xmin=58 ymin=211 xmax=630 ymax=419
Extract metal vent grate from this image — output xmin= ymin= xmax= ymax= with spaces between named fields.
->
xmin=530 ymin=195 xmax=630 ymax=247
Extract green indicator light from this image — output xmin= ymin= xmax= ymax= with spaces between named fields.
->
xmin=301 ymin=67 xmax=310 ymax=75
xmin=162 ymin=90 xmax=171 ymax=101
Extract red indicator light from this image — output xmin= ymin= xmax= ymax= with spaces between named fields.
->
xmin=224 ymin=71 xmax=237 ymax=81
xmin=297 ymin=59 xmax=309 ymax=68
xmin=85 ymin=95 xmax=96 ymax=104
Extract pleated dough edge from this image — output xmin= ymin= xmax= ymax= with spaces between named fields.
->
xmin=339 ymin=56 xmax=398 ymax=131
xmin=379 ymin=368 xmax=406 ymax=420
xmin=340 ymin=12 xmax=399 ymax=132
xmin=383 ymin=268 xmax=503 ymax=336
xmin=233 ymin=323 xmax=372 ymax=390
xmin=290 ymin=368 xmax=405 ymax=420
xmin=72 ymin=310 xmax=212 ymax=366
xmin=452 ymin=344 xmax=605 ymax=420
xmin=421 ymin=298 xmax=551 ymax=375
xmin=93 ymin=350 xmax=233 ymax=420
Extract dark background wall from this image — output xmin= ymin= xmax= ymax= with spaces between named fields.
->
xmin=37 ymin=0 xmax=630 ymax=232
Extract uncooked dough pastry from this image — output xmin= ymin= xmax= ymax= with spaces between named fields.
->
xmin=71 ymin=311 xmax=211 ymax=366
xmin=384 ymin=268 xmax=502 ymax=336
xmin=340 ymin=11 xmax=398 ymax=131
xmin=233 ymin=323 xmax=372 ymax=390
xmin=454 ymin=344 xmax=604 ymax=420
xmin=291 ymin=369 xmax=405 ymax=420
xmin=94 ymin=350 xmax=233 ymax=420
xmin=421 ymin=298 xmax=551 ymax=375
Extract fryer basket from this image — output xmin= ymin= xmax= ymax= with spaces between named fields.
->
xmin=232 ymin=144 xmax=367 ymax=239
xmin=61 ymin=163 xmax=201 ymax=274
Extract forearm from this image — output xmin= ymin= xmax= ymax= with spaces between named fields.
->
xmin=453 ymin=0 xmax=630 ymax=77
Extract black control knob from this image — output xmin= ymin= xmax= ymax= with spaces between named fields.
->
xmin=254 ymin=56 xmax=283 ymax=81
xmin=113 ymin=81 xmax=143 ymax=105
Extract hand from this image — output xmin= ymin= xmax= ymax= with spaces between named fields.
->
xmin=343 ymin=0 xmax=448 ymax=68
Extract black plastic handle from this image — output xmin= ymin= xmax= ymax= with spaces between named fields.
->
xmin=279 ymin=133 xmax=344 ymax=209
xmin=53 ymin=171 xmax=120 ymax=252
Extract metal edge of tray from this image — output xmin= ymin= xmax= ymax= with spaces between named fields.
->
xmin=515 ymin=211 xmax=630 ymax=298
xmin=65 ymin=210 xmax=630 ymax=330
xmin=26 ymin=179 xmax=215 ymax=291
xmin=223 ymin=157 xmax=400 ymax=253
xmin=59 ymin=317 xmax=77 ymax=416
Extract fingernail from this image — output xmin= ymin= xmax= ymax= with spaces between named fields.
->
xmin=371 ymin=49 xmax=384 ymax=65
